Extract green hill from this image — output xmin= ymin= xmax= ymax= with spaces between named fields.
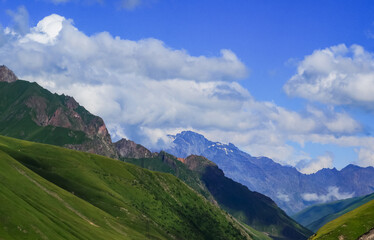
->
xmin=0 ymin=135 xmax=252 ymax=240
xmin=123 ymin=151 xmax=216 ymax=202
xmin=121 ymin=153 xmax=312 ymax=240
xmin=0 ymin=78 xmax=116 ymax=157
xmin=310 ymin=199 xmax=374 ymax=240
xmin=293 ymin=192 xmax=374 ymax=232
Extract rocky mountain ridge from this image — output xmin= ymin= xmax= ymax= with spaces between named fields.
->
xmin=0 ymin=65 xmax=17 ymax=83
xmin=115 ymin=138 xmax=155 ymax=159
xmin=0 ymin=66 xmax=117 ymax=158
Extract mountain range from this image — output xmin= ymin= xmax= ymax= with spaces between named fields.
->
xmin=0 ymin=66 xmax=312 ymax=239
xmin=3 ymin=65 xmax=374 ymax=239
xmin=165 ymin=131 xmax=374 ymax=214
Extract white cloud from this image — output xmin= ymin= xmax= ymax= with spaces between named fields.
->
xmin=22 ymin=14 xmax=65 ymax=44
xmin=284 ymin=44 xmax=374 ymax=109
xmin=297 ymin=152 xmax=334 ymax=174
xmin=357 ymin=148 xmax=374 ymax=168
xmin=302 ymin=186 xmax=354 ymax=203
xmin=277 ymin=192 xmax=290 ymax=202
xmin=0 ymin=14 xmax=249 ymax=145
xmin=1 ymin=13 xmax=373 ymax=168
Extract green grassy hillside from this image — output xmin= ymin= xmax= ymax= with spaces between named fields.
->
xmin=123 ymin=151 xmax=215 ymax=201
xmin=0 ymin=135 xmax=251 ymax=240
xmin=310 ymin=199 xmax=374 ymax=240
xmin=122 ymin=154 xmax=271 ymax=240
xmin=293 ymin=192 xmax=374 ymax=232
xmin=122 ymin=154 xmax=312 ymax=240
xmin=0 ymin=149 xmax=144 ymax=240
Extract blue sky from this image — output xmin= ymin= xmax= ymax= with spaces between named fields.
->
xmin=1 ymin=0 xmax=374 ymax=173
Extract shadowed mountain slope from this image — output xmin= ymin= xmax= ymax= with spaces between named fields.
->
xmin=117 ymin=140 xmax=312 ymax=240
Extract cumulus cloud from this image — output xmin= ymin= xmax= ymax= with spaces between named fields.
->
xmin=297 ymin=152 xmax=334 ymax=174
xmin=0 ymin=13 xmax=372 ymax=168
xmin=11 ymin=15 xmax=247 ymax=83
xmin=0 ymin=14 xmax=249 ymax=145
xmin=284 ymin=44 xmax=374 ymax=109
xmin=302 ymin=186 xmax=354 ymax=202
xmin=22 ymin=14 xmax=65 ymax=44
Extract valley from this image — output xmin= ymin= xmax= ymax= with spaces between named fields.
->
xmin=1 ymin=66 xmax=374 ymax=239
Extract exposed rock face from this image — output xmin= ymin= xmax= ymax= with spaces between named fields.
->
xmin=115 ymin=138 xmax=153 ymax=159
xmin=26 ymin=94 xmax=117 ymax=157
xmin=183 ymin=155 xmax=216 ymax=172
xmin=358 ymin=228 xmax=374 ymax=240
xmin=0 ymin=65 xmax=18 ymax=83
xmin=66 ymin=137 xmax=117 ymax=158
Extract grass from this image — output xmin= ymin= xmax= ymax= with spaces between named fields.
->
xmin=122 ymin=154 xmax=312 ymax=240
xmin=310 ymin=199 xmax=374 ymax=239
xmin=293 ymin=192 xmax=374 ymax=232
xmin=0 ymin=135 xmax=250 ymax=240
xmin=0 ymin=149 xmax=142 ymax=240
xmin=122 ymin=152 xmax=214 ymax=201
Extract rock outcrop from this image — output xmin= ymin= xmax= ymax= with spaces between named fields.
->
xmin=115 ymin=138 xmax=153 ymax=159
xmin=0 ymin=65 xmax=18 ymax=83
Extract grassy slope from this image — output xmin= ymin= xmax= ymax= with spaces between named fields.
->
xmin=201 ymin=164 xmax=312 ymax=240
xmin=0 ymin=150 xmax=144 ymax=240
xmin=293 ymin=193 xmax=374 ymax=232
xmin=0 ymin=135 xmax=250 ymax=240
xmin=123 ymin=152 xmax=215 ymax=201
xmin=310 ymin=199 xmax=374 ymax=240
xmin=122 ymin=155 xmax=312 ymax=240
xmin=123 ymin=155 xmax=271 ymax=240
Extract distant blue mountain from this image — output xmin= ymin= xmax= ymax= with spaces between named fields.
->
xmin=165 ymin=131 xmax=374 ymax=214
